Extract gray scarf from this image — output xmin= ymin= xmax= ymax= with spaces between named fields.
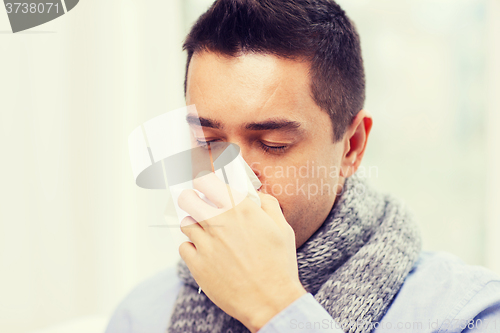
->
xmin=167 ymin=175 xmax=422 ymax=333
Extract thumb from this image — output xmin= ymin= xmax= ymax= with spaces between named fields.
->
xmin=257 ymin=191 xmax=287 ymax=225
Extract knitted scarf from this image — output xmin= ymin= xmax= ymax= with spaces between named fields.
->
xmin=167 ymin=175 xmax=422 ymax=333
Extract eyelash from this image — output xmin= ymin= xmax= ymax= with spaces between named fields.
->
xmin=259 ymin=142 xmax=288 ymax=154
xmin=196 ymin=139 xmax=289 ymax=155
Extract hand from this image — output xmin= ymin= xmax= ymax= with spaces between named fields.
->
xmin=177 ymin=172 xmax=307 ymax=332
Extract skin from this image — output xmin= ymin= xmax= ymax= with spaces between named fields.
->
xmin=178 ymin=51 xmax=373 ymax=332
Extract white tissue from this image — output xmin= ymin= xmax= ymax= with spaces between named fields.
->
xmin=166 ymin=148 xmax=261 ymax=225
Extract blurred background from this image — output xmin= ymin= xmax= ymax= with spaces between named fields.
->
xmin=1 ymin=0 xmax=499 ymax=332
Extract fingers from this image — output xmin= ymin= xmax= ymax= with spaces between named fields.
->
xmin=193 ymin=172 xmax=233 ymax=208
xmin=179 ymin=241 xmax=197 ymax=264
xmin=258 ymin=191 xmax=287 ymax=226
xmin=180 ymin=216 xmax=205 ymax=246
xmin=178 ymin=188 xmax=220 ymax=223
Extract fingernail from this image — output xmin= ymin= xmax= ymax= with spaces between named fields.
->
xmin=180 ymin=217 xmax=196 ymax=227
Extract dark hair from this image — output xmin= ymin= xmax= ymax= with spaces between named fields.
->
xmin=183 ymin=0 xmax=365 ymax=142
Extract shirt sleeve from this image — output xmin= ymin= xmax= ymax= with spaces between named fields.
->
xmin=258 ymin=293 xmax=345 ymax=333
xmin=439 ymin=280 xmax=500 ymax=333
xmin=460 ymin=281 xmax=500 ymax=333
xmin=462 ymin=304 xmax=500 ymax=333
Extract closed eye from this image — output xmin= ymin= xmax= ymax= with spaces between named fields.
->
xmin=259 ymin=142 xmax=288 ymax=154
xmin=195 ymin=139 xmax=289 ymax=155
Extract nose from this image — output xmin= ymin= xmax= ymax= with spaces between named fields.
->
xmin=241 ymin=152 xmax=264 ymax=190
xmin=225 ymin=138 xmax=263 ymax=182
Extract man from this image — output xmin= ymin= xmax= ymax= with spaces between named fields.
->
xmin=106 ymin=0 xmax=500 ymax=332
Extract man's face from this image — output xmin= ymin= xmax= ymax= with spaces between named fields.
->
xmin=185 ymin=51 xmax=346 ymax=248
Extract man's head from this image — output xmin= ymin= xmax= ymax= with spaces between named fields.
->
xmin=183 ymin=0 xmax=373 ymax=248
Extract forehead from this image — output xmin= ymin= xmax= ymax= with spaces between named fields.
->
xmin=185 ymin=51 xmax=327 ymax=129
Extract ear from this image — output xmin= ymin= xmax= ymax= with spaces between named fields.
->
xmin=340 ymin=109 xmax=373 ymax=178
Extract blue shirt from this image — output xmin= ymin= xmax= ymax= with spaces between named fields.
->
xmin=105 ymin=251 xmax=500 ymax=333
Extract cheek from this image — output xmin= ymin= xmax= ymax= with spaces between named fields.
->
xmin=250 ymin=143 xmax=342 ymax=222
xmin=260 ymin=159 xmax=341 ymax=196
xmin=259 ymin=164 xmax=340 ymax=222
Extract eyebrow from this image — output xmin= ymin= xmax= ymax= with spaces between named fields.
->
xmin=186 ymin=114 xmax=222 ymax=129
xmin=186 ymin=115 xmax=302 ymax=132
xmin=244 ymin=119 xmax=301 ymax=131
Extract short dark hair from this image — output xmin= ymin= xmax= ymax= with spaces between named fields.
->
xmin=183 ymin=0 xmax=365 ymax=142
